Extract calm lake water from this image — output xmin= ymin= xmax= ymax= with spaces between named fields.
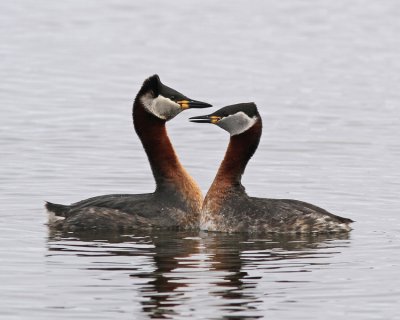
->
xmin=1 ymin=0 xmax=400 ymax=319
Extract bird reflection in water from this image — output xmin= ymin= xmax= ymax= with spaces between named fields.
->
xmin=47 ymin=230 xmax=350 ymax=319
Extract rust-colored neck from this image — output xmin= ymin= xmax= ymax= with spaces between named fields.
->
xmin=208 ymin=118 xmax=262 ymax=194
xmin=133 ymin=101 xmax=182 ymax=190
xmin=132 ymin=100 xmax=202 ymax=213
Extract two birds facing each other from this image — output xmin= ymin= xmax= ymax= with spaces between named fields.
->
xmin=46 ymin=75 xmax=353 ymax=234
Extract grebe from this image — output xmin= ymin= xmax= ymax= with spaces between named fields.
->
xmin=190 ymin=103 xmax=353 ymax=233
xmin=46 ymin=75 xmax=212 ymax=231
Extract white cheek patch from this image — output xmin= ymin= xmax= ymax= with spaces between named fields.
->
xmin=141 ymin=94 xmax=182 ymax=120
xmin=217 ymin=112 xmax=257 ymax=136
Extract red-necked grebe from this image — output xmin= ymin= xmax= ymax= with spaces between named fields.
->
xmin=190 ymin=103 xmax=353 ymax=233
xmin=46 ymin=75 xmax=212 ymax=231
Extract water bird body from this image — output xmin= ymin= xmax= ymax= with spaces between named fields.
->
xmin=190 ymin=103 xmax=353 ymax=234
xmin=46 ymin=75 xmax=211 ymax=231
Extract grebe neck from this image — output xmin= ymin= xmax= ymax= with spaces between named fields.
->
xmin=133 ymin=100 xmax=203 ymax=219
xmin=211 ymin=119 xmax=262 ymax=191
xmin=133 ymin=102 xmax=187 ymax=192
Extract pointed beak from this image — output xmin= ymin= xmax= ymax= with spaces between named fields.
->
xmin=189 ymin=115 xmax=221 ymax=124
xmin=177 ymin=99 xmax=212 ymax=110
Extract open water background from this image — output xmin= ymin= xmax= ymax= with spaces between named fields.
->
xmin=1 ymin=0 xmax=399 ymax=319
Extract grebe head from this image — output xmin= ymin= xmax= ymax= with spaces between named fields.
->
xmin=189 ymin=102 xmax=260 ymax=136
xmin=137 ymin=75 xmax=212 ymax=121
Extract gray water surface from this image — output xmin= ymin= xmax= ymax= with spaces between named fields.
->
xmin=1 ymin=0 xmax=400 ymax=319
